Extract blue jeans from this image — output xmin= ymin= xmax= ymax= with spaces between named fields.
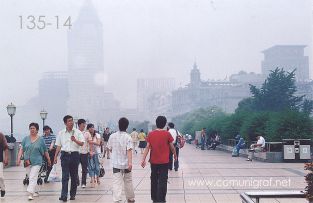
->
xmin=88 ymin=154 xmax=100 ymax=177
xmin=60 ymin=151 xmax=80 ymax=198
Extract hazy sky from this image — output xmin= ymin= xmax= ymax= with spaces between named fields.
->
xmin=0 ymin=0 xmax=312 ymax=113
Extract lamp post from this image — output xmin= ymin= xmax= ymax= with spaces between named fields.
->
xmin=6 ymin=103 xmax=16 ymax=138
xmin=74 ymin=117 xmax=78 ymax=128
xmin=40 ymin=109 xmax=48 ymax=131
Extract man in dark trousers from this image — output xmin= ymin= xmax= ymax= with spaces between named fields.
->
xmin=102 ymin=127 xmax=111 ymax=159
xmin=54 ymin=115 xmax=84 ymax=202
xmin=141 ymin=116 xmax=177 ymax=203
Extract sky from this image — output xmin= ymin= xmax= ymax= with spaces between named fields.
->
xmin=0 ymin=0 xmax=312 ymax=113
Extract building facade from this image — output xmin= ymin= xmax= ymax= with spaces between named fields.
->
xmin=261 ymin=45 xmax=309 ymax=81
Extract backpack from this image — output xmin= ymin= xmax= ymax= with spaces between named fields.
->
xmin=175 ymin=130 xmax=185 ymax=149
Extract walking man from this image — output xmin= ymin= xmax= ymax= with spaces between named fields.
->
xmin=42 ymin=126 xmax=56 ymax=183
xmin=167 ymin=122 xmax=180 ymax=171
xmin=54 ymin=115 xmax=84 ymax=202
xmin=141 ymin=116 xmax=177 ymax=203
xmin=77 ymin=119 xmax=89 ymax=188
xmin=107 ymin=117 xmax=135 ymax=203
xmin=102 ymin=127 xmax=111 ymax=159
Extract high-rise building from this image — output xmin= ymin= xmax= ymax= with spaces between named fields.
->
xmin=261 ymin=45 xmax=309 ymax=81
xmin=67 ymin=0 xmax=117 ymax=122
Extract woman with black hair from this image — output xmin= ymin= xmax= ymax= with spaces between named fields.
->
xmin=17 ymin=123 xmax=51 ymax=200
xmin=87 ymin=124 xmax=101 ymax=188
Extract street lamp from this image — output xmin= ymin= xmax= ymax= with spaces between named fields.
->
xmin=6 ymin=103 xmax=16 ymax=138
xmin=40 ymin=109 xmax=48 ymax=130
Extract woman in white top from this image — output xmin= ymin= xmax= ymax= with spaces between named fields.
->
xmin=87 ymin=124 xmax=101 ymax=187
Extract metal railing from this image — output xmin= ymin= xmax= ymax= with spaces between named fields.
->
xmin=240 ymin=191 xmax=306 ymax=203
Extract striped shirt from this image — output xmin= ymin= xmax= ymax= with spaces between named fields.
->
xmin=43 ymin=134 xmax=56 ymax=149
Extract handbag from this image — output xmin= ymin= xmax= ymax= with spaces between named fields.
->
xmin=99 ymin=165 xmax=105 ymax=177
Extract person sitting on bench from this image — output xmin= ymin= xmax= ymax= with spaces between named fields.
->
xmin=246 ymin=133 xmax=265 ymax=161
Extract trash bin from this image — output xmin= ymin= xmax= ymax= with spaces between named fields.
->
xmin=283 ymin=139 xmax=311 ymax=162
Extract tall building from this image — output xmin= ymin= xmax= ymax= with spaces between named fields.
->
xmin=137 ymin=78 xmax=176 ymax=120
xmin=67 ymin=0 xmax=118 ymax=122
xmin=261 ymin=45 xmax=309 ymax=81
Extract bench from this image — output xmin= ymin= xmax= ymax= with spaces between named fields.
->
xmin=240 ymin=191 xmax=306 ymax=203
xmin=215 ymin=144 xmax=283 ymax=162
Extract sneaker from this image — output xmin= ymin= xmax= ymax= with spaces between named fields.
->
xmin=59 ymin=197 xmax=67 ymax=202
xmin=107 ymin=157 xmax=110 ymax=159
xmin=1 ymin=190 xmax=5 ymax=197
xmin=81 ymin=184 xmax=86 ymax=188
xmin=28 ymin=195 xmax=34 ymax=200
xmin=33 ymin=192 xmax=39 ymax=197
xmin=246 ymin=158 xmax=252 ymax=161
xmin=70 ymin=196 xmax=75 ymax=200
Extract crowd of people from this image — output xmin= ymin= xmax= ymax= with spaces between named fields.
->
xmin=0 ymin=114 xmax=184 ymax=203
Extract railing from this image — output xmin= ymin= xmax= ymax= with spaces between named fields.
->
xmin=240 ymin=191 xmax=306 ymax=203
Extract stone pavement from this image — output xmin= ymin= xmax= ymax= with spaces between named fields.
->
xmin=0 ymin=144 xmax=309 ymax=203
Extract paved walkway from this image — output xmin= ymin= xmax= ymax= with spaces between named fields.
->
xmin=1 ymin=144 xmax=309 ymax=203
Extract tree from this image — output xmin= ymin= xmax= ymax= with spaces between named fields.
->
xmin=249 ymin=68 xmax=303 ymax=112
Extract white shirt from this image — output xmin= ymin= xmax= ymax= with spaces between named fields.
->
xmin=168 ymin=128 xmax=181 ymax=143
xmin=80 ymin=131 xmax=90 ymax=154
xmin=257 ymin=136 xmax=266 ymax=148
xmin=88 ymin=133 xmax=101 ymax=154
xmin=130 ymin=131 xmax=139 ymax=142
xmin=107 ymin=131 xmax=132 ymax=169
xmin=56 ymin=128 xmax=85 ymax=152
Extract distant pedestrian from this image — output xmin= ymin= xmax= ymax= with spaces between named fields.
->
xmin=17 ymin=123 xmax=51 ymax=200
xmin=130 ymin=128 xmax=139 ymax=154
xmin=53 ymin=115 xmax=85 ymax=202
xmin=42 ymin=125 xmax=56 ymax=183
xmin=138 ymin=129 xmax=146 ymax=154
xmin=141 ymin=116 xmax=177 ymax=203
xmin=107 ymin=117 xmax=135 ymax=203
xmin=0 ymin=132 xmax=8 ymax=197
xmin=201 ymin=128 xmax=207 ymax=150
xmin=167 ymin=122 xmax=180 ymax=171
xmin=103 ymin=128 xmax=111 ymax=159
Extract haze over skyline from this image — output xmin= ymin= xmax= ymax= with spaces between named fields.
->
xmin=0 ymin=0 xmax=312 ymax=113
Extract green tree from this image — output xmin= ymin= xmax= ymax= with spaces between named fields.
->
xmin=249 ymin=68 xmax=303 ymax=111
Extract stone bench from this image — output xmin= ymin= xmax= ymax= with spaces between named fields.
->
xmin=215 ymin=144 xmax=283 ymax=163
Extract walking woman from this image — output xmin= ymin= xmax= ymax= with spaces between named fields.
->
xmin=87 ymin=124 xmax=101 ymax=188
xmin=138 ymin=129 xmax=146 ymax=154
xmin=17 ymin=123 xmax=51 ymax=200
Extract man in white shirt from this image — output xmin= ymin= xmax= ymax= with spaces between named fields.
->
xmin=107 ymin=117 xmax=135 ymax=203
xmin=167 ymin=122 xmax=181 ymax=171
xmin=247 ymin=134 xmax=266 ymax=161
xmin=77 ymin=119 xmax=89 ymax=188
xmin=54 ymin=115 xmax=85 ymax=202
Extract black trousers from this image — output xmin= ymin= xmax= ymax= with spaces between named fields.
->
xmin=60 ymin=151 xmax=80 ymax=198
xmin=79 ymin=153 xmax=88 ymax=185
xmin=45 ymin=149 xmax=56 ymax=181
xmin=150 ymin=163 xmax=168 ymax=203
xmin=168 ymin=147 xmax=179 ymax=170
